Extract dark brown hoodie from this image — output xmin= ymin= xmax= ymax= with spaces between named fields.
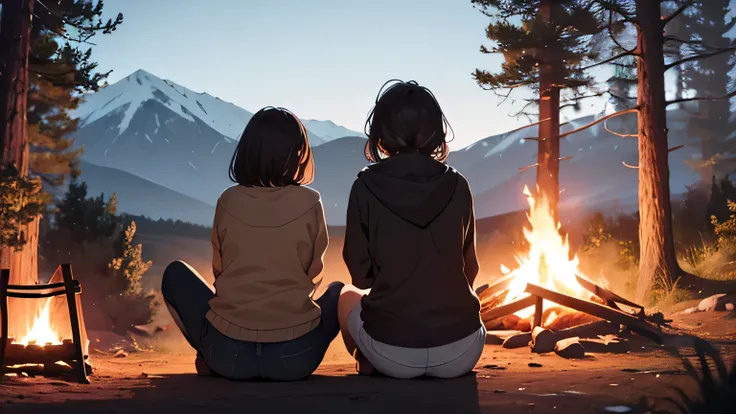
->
xmin=343 ymin=153 xmax=482 ymax=348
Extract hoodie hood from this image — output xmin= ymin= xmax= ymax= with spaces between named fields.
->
xmin=358 ymin=153 xmax=458 ymax=228
xmin=218 ymin=185 xmax=321 ymax=227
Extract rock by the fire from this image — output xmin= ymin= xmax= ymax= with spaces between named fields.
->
xmin=475 ymin=284 xmax=489 ymax=295
xmin=531 ymin=327 xmax=558 ymax=354
xmin=502 ymin=332 xmax=532 ymax=349
xmin=697 ymin=293 xmax=736 ymax=312
xmin=555 ymin=338 xmax=586 ymax=359
xmin=114 ymin=349 xmax=128 ymax=358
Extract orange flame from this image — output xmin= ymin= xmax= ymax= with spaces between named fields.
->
xmin=500 ymin=186 xmax=597 ymax=324
xmin=15 ymin=298 xmax=63 ymax=346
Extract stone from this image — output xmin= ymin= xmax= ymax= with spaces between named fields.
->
xmin=502 ymin=332 xmax=532 ymax=349
xmin=697 ymin=293 xmax=736 ymax=312
xmin=555 ymin=337 xmax=586 ymax=359
xmin=531 ymin=326 xmax=558 ymax=354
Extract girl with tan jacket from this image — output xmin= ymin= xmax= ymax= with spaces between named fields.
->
xmin=161 ymin=107 xmax=342 ymax=381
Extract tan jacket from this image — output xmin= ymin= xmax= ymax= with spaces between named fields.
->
xmin=206 ymin=184 xmax=329 ymax=343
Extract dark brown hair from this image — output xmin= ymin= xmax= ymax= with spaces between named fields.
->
xmin=229 ymin=106 xmax=314 ymax=187
xmin=363 ymin=79 xmax=453 ymax=163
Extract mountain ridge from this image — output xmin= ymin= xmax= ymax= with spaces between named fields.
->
xmin=72 ymin=69 xmax=365 ymax=147
xmin=71 ymin=70 xmax=707 ymax=226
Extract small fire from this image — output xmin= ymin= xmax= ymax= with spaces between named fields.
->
xmin=500 ymin=186 xmax=600 ymax=324
xmin=15 ymin=298 xmax=63 ymax=347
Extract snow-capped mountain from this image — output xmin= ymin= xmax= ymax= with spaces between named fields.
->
xmin=71 ymin=69 xmax=364 ymax=147
xmin=71 ymin=69 xmax=707 ymax=226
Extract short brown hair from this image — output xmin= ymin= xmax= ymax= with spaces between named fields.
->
xmin=229 ymin=107 xmax=314 ymax=187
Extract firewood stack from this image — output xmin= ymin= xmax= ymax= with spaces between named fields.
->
xmin=475 ymin=274 xmax=671 ymax=358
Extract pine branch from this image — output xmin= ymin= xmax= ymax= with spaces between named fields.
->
xmin=666 ymin=89 xmax=736 ymax=106
xmin=503 ymin=117 xmax=553 ymax=136
xmin=604 ymin=120 xmax=637 ymax=138
xmin=663 ymin=36 xmax=724 ymax=50
xmin=622 ymin=161 xmax=639 ymax=169
xmin=665 ymin=46 xmax=736 ymax=71
xmin=662 ymin=1 xmax=695 ymax=25
xmin=580 ymin=51 xmax=638 ymax=72
xmin=559 ymin=107 xmax=639 ymax=139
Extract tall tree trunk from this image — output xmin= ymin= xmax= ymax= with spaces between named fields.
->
xmin=0 ymin=0 xmax=38 ymax=334
xmin=537 ymin=0 xmax=561 ymax=221
xmin=634 ymin=0 xmax=679 ymax=303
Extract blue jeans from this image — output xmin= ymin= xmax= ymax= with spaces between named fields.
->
xmin=160 ymin=260 xmax=344 ymax=381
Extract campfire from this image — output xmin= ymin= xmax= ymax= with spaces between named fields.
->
xmin=477 ymin=187 xmax=668 ymax=357
xmin=16 ymin=298 xmax=63 ymax=347
xmin=1 ymin=264 xmax=91 ymax=383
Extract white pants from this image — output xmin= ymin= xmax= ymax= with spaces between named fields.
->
xmin=347 ymin=302 xmax=486 ymax=379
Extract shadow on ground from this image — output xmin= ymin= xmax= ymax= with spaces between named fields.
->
xmin=2 ymin=374 xmax=490 ymax=414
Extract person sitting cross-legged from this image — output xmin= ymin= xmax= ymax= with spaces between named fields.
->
xmin=161 ymin=107 xmax=342 ymax=381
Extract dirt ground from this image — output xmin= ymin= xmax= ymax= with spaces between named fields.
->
xmin=1 ymin=312 xmax=734 ymax=414
xmin=4 ymin=233 xmax=733 ymax=413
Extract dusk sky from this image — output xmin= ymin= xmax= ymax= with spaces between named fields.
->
xmin=88 ymin=0 xmax=712 ymax=149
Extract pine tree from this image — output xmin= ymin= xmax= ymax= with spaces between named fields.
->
xmin=108 ymin=221 xmax=157 ymax=336
xmin=0 ymin=0 xmax=122 ymax=289
xmin=581 ymin=0 xmax=736 ymax=302
xmin=29 ymin=1 xmax=123 ymax=186
xmin=471 ymin=0 xmax=603 ymax=220
xmin=42 ymin=182 xmax=157 ymax=335
xmin=0 ymin=0 xmax=43 ymax=288
xmin=681 ymin=0 xmax=736 ymax=180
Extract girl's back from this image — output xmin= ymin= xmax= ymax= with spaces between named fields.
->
xmin=345 ymin=152 xmax=480 ymax=348
xmin=208 ymin=184 xmax=327 ymax=342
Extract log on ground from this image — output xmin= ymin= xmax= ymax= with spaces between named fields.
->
xmin=524 ymin=283 xmax=663 ymax=344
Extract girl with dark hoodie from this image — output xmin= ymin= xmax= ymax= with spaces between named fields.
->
xmin=337 ymin=80 xmax=485 ymax=379
xmin=161 ymin=107 xmax=343 ymax=381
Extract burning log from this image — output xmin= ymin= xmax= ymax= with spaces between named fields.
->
xmin=575 ymin=275 xmax=643 ymax=311
xmin=553 ymin=320 xmax=621 ymax=340
xmin=480 ymin=291 xmax=509 ymax=314
xmin=545 ymin=309 xmax=600 ymax=331
xmin=481 ymin=295 xmax=537 ymax=323
xmin=524 ymin=283 xmax=664 ymax=344
xmin=483 ymin=314 xmax=521 ymax=331
xmin=478 ymin=275 xmax=515 ymax=304
xmin=4 ymin=342 xmax=77 ymax=364
xmin=515 ymin=319 xmax=532 ymax=333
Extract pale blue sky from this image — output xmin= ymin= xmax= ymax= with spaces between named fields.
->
xmin=87 ymin=0 xmax=685 ymax=149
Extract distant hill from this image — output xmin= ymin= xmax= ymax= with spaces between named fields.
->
xmin=75 ymin=160 xmax=215 ymax=225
